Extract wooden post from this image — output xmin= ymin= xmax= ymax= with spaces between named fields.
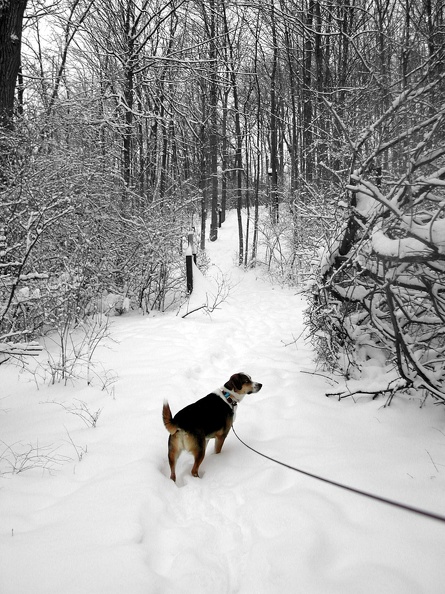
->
xmin=0 ymin=226 xmax=6 ymax=271
xmin=186 ymin=232 xmax=194 ymax=294
xmin=191 ymin=228 xmax=197 ymax=265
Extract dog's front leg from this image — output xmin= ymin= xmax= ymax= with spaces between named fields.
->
xmin=214 ymin=430 xmax=229 ymax=454
xmin=190 ymin=436 xmax=206 ymax=477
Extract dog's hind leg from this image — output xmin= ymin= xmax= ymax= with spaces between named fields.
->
xmin=168 ymin=434 xmax=180 ymax=482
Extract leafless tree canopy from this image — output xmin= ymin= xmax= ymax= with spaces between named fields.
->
xmin=1 ymin=1 xmax=444 ymax=402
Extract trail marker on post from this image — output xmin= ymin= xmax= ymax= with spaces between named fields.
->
xmin=186 ymin=232 xmax=194 ymax=294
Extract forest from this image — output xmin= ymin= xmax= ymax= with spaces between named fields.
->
xmin=1 ymin=0 xmax=445 ymax=403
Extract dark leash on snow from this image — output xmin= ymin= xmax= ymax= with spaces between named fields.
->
xmin=232 ymin=426 xmax=445 ymax=525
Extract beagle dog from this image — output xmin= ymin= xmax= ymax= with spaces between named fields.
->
xmin=162 ymin=372 xmax=262 ymax=481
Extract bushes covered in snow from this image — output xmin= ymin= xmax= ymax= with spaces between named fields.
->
xmin=307 ymin=82 xmax=445 ymax=404
xmin=0 ymin=127 xmax=192 ymax=364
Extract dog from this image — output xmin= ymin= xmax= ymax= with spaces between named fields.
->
xmin=162 ymin=372 xmax=262 ymax=481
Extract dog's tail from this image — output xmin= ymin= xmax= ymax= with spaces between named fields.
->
xmin=162 ymin=401 xmax=178 ymax=435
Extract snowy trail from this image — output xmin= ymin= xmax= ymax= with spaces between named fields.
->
xmin=2 ymin=211 xmax=445 ymax=593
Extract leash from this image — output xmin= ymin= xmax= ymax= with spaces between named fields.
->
xmin=232 ymin=426 xmax=445 ymax=524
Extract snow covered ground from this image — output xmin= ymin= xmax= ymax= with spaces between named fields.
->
xmin=2 ymin=210 xmax=445 ymax=594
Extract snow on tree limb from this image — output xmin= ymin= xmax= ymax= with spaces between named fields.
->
xmin=308 ymin=73 xmax=445 ymax=405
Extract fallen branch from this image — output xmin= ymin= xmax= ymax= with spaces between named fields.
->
xmin=326 ymin=378 xmax=409 ymax=402
xmin=0 ymin=341 xmax=42 ymax=358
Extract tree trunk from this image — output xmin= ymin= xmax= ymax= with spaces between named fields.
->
xmin=122 ymin=1 xmax=135 ymax=190
xmin=200 ymin=89 xmax=208 ymax=251
xmin=208 ymin=0 xmax=219 ymax=242
xmin=244 ymin=122 xmax=250 ymax=267
xmin=221 ymin=88 xmax=229 ymax=224
xmin=0 ymin=0 xmax=27 ymax=129
xmin=302 ymin=0 xmax=314 ymax=180
xmin=270 ymin=0 xmax=279 ymax=222
xmin=281 ymin=0 xmax=298 ymax=195
xmin=251 ymin=14 xmax=262 ymax=267
xmin=222 ymin=0 xmax=244 ymax=262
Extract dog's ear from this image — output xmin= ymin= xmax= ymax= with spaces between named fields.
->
xmin=226 ymin=372 xmax=246 ymax=392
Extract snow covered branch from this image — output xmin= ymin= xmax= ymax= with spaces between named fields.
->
xmin=0 ymin=340 xmax=42 ymax=361
xmin=308 ymin=82 xmax=445 ymax=406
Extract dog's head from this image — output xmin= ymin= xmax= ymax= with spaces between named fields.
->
xmin=225 ymin=372 xmax=262 ymax=396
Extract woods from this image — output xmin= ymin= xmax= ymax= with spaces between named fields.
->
xmin=1 ymin=0 xmax=445 ymax=401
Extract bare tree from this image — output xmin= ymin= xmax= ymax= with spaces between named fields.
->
xmin=0 ymin=0 xmax=27 ymax=129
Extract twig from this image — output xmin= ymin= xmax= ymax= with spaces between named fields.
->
xmin=0 ymin=440 xmax=71 ymax=475
xmin=301 ymin=370 xmax=340 ymax=384
xmin=63 ymin=427 xmax=87 ymax=462
xmin=426 ymin=450 xmax=439 ymax=473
